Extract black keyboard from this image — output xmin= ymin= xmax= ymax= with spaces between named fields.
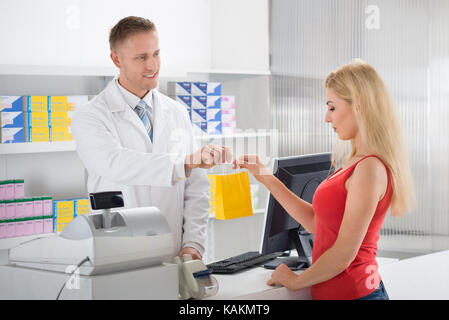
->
xmin=207 ymin=251 xmax=282 ymax=274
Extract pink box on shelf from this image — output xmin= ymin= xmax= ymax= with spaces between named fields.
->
xmin=15 ymin=220 xmax=25 ymax=237
xmin=24 ymin=220 xmax=34 ymax=236
xmin=6 ymin=221 xmax=15 ymax=238
xmin=0 ymin=182 xmax=5 ymax=200
xmin=0 ymin=223 xmax=6 ymax=239
xmin=222 ymin=114 xmax=236 ymax=122
xmin=14 ymin=200 xmax=25 ymax=219
xmin=23 ymin=199 xmax=34 ymax=218
xmin=33 ymin=197 xmax=43 ymax=217
xmin=0 ymin=201 xmax=5 ymax=220
xmin=34 ymin=219 xmax=44 ymax=235
xmin=4 ymin=181 xmax=15 ymax=200
xmin=14 ymin=180 xmax=24 ymax=199
xmin=221 ymin=96 xmax=235 ymax=110
xmin=5 ymin=200 xmax=15 ymax=219
xmin=43 ymin=218 xmax=53 ymax=233
xmin=42 ymin=197 xmax=53 ymax=216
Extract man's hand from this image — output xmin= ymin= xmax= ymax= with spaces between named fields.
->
xmin=185 ymin=144 xmax=233 ymax=176
xmin=178 ymin=247 xmax=202 ymax=260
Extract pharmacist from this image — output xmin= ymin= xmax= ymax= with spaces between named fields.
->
xmin=71 ymin=16 xmax=232 ymax=260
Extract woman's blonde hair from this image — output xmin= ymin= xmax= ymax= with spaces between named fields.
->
xmin=325 ymin=59 xmax=416 ymax=216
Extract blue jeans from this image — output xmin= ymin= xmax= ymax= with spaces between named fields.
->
xmin=357 ymin=281 xmax=390 ymax=300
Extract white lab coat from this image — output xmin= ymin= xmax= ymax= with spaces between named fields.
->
xmin=71 ymin=78 xmax=210 ymax=256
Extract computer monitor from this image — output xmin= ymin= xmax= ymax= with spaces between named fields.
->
xmin=260 ymin=152 xmax=332 ymax=270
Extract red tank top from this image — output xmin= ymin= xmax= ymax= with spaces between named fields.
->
xmin=310 ymin=155 xmax=392 ymax=300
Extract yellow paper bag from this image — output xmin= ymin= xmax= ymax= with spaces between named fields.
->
xmin=208 ymin=171 xmax=253 ymax=220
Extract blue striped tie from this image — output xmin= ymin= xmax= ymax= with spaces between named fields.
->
xmin=134 ymin=99 xmax=153 ymax=142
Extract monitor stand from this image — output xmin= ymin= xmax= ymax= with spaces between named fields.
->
xmin=263 ymin=229 xmax=313 ymax=271
xmin=263 ymin=255 xmax=308 ymax=271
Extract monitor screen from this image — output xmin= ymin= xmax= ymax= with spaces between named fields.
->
xmin=260 ymin=152 xmax=332 ymax=270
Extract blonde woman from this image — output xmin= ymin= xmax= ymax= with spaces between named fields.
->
xmin=233 ymin=60 xmax=416 ymax=300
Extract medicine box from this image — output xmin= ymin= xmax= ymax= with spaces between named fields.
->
xmin=42 ymin=197 xmax=53 ymax=216
xmin=53 ymin=199 xmax=74 ymax=221
xmin=192 ymin=96 xmax=207 ymax=109
xmin=207 ymin=108 xmax=221 ymax=122
xmin=33 ymin=197 xmax=43 ymax=217
xmin=49 ymin=95 xmax=88 ymax=112
xmin=192 ymin=109 xmax=207 ymax=122
xmin=1 ymin=111 xmax=24 ymax=128
xmin=0 ymin=201 xmax=5 ymax=219
xmin=192 ymin=82 xmax=207 ymax=96
xmin=27 ymin=96 xmax=48 ymax=112
xmin=222 ymin=108 xmax=235 ymax=115
xmin=206 ymin=82 xmax=222 ymax=96
xmin=174 ymin=95 xmax=192 ymax=109
xmin=27 ymin=126 xmax=50 ymax=142
xmin=167 ymin=82 xmax=192 ymax=96
xmin=207 ymin=96 xmax=221 ymax=108
xmin=51 ymin=126 xmax=73 ymax=141
xmin=192 ymin=82 xmax=222 ymax=96
xmin=1 ymin=127 xmax=25 ymax=143
xmin=192 ymin=122 xmax=207 ymax=135
xmin=222 ymin=113 xmax=236 ymax=122
xmin=53 ymin=199 xmax=75 ymax=232
xmin=14 ymin=180 xmax=24 ymax=199
xmin=3 ymin=181 xmax=15 ymax=200
xmin=0 ymin=96 xmax=22 ymax=112
xmin=207 ymin=121 xmax=222 ymax=135
xmin=26 ymin=111 xmax=49 ymax=127
xmin=221 ymin=96 xmax=235 ymax=110
xmin=74 ymin=198 xmax=90 ymax=216
xmin=50 ymin=111 xmax=74 ymax=127
xmin=43 ymin=216 xmax=53 ymax=233
xmin=49 ymin=96 xmax=68 ymax=112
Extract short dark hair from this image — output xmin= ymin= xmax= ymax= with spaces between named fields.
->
xmin=109 ymin=16 xmax=156 ymax=51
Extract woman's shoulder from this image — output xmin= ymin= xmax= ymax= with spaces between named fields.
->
xmin=352 ymin=155 xmax=389 ymax=184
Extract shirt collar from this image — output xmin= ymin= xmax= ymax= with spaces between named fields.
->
xmin=115 ymin=77 xmax=153 ymax=110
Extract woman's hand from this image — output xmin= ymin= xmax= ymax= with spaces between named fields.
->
xmin=267 ymin=264 xmax=299 ymax=290
xmin=233 ymin=154 xmax=272 ymax=183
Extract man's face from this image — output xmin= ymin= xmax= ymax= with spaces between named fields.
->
xmin=111 ymin=31 xmax=160 ymax=98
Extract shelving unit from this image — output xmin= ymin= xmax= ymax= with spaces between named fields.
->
xmin=0 ymin=132 xmax=274 ymax=154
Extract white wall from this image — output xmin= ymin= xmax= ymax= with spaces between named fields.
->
xmin=210 ymin=0 xmax=269 ymax=71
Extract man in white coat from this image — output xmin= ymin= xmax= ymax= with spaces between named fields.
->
xmin=71 ymin=16 xmax=232 ymax=261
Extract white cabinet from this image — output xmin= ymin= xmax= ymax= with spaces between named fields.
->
xmin=0 ymin=0 xmax=269 ymax=76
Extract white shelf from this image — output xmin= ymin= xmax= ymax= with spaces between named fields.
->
xmin=187 ymin=69 xmax=271 ymax=76
xmin=0 ymin=141 xmax=76 ymax=155
xmin=0 ymin=233 xmax=55 ymax=250
xmin=0 ymin=132 xmax=272 ymax=155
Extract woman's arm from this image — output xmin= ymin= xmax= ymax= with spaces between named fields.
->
xmin=233 ymin=155 xmax=315 ymax=233
xmin=267 ymin=157 xmax=388 ymax=290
